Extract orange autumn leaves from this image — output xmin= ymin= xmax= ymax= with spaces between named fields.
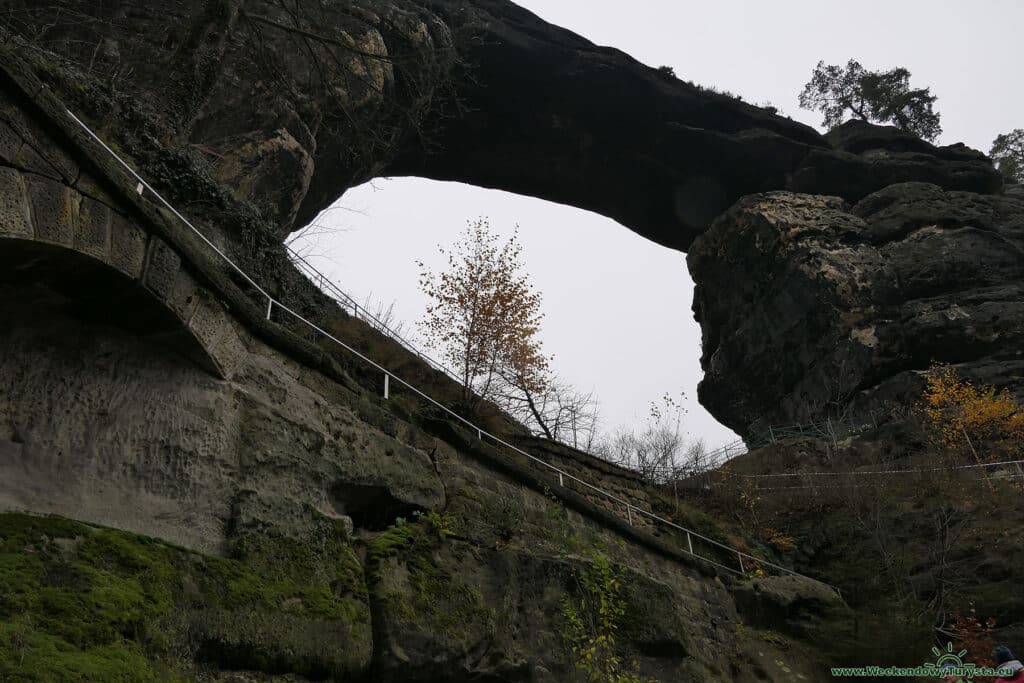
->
xmin=921 ymin=363 xmax=1024 ymax=457
xmin=417 ymin=218 xmax=549 ymax=409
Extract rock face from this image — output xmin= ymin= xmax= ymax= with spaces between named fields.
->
xmin=0 ymin=291 xmax=762 ymax=680
xmin=788 ymin=119 xmax=1003 ymax=202
xmin=0 ymin=0 xmax=829 ymax=250
xmin=0 ymin=39 xmax=851 ymax=679
xmin=689 ymin=183 xmax=1024 ymax=436
xmin=2 ymin=0 xmax=1022 ymax=679
xmin=388 ymin=0 xmax=827 ymax=250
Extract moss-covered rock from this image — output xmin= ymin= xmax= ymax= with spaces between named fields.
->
xmin=0 ymin=512 xmax=372 ymax=681
xmin=367 ymin=513 xmax=498 ymax=679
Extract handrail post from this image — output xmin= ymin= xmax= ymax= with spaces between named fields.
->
xmin=687 ymin=532 xmax=693 ymax=555
xmin=558 ymin=472 xmax=564 ymax=487
xmin=626 ymin=504 xmax=633 ymax=526
xmin=738 ymin=552 xmax=745 ymax=574
xmin=383 ymin=373 xmax=389 ymax=400
xmin=266 ymin=297 xmax=273 ymax=320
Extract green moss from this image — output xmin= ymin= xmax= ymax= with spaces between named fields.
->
xmin=0 ymin=513 xmax=371 ymax=680
xmin=0 ymin=517 xmax=171 ymax=681
xmin=756 ymin=629 xmax=791 ymax=649
xmin=224 ymin=521 xmax=369 ymax=624
xmin=368 ymin=515 xmax=494 ymax=643
xmin=367 ymin=520 xmax=423 ymax=567
xmin=0 ymin=621 xmax=159 ymax=683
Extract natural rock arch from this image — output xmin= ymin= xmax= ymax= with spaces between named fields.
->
xmin=0 ymin=0 xmax=1010 ymax=435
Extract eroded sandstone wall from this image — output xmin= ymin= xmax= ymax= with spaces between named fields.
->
xmin=3 ymin=1 xmax=1019 ymax=678
xmin=3 ymin=275 xmax=836 ymax=680
xmin=689 ymin=181 xmax=1024 ymax=437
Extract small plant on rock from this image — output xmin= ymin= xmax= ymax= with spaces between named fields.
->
xmin=561 ymin=551 xmax=654 ymax=683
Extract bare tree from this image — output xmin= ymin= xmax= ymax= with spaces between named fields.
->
xmin=285 ymin=203 xmax=367 ymax=262
xmin=497 ymin=374 xmax=601 ymax=450
xmin=594 ymin=393 xmax=692 ymax=483
xmin=832 ymin=465 xmax=976 ymax=626
xmin=358 ymin=294 xmax=407 ymax=337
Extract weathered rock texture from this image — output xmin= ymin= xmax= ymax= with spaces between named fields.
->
xmin=0 ymin=0 xmax=1019 ymax=679
xmin=0 ymin=280 xmax=846 ymax=680
xmin=689 ymin=183 xmax=1024 ymax=436
xmin=3 ymin=0 xmax=1012 ymax=441
xmin=0 ymin=39 xmax=852 ymax=679
xmin=0 ymin=0 xmax=834 ymax=250
xmin=789 ymin=119 xmax=1003 ymax=202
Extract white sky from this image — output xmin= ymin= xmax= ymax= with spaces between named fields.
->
xmin=291 ymin=0 xmax=1024 ymax=450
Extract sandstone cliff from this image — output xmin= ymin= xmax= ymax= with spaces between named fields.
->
xmin=0 ymin=0 xmax=1019 ymax=680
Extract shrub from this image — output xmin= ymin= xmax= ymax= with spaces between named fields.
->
xmin=920 ymin=363 xmax=1024 ymax=457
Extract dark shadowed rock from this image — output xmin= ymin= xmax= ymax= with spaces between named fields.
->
xmin=688 ymin=185 xmax=1024 ymax=437
xmin=732 ymin=575 xmax=850 ymax=640
xmin=6 ymin=2 xmax=1008 ymax=254
xmin=823 ymin=120 xmax=988 ymax=161
xmin=1 ymin=0 xmax=830 ymax=250
xmin=387 ymin=0 xmax=827 ymax=250
xmin=788 ymin=120 xmax=1002 ymax=203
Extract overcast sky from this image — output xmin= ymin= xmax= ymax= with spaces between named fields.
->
xmin=291 ymin=0 xmax=1024 ymax=450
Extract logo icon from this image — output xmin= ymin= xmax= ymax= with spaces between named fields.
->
xmin=924 ymin=643 xmax=977 ymax=677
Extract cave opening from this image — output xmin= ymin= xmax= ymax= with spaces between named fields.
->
xmin=330 ymin=482 xmax=425 ymax=532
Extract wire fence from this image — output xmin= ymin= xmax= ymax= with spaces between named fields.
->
xmin=63 ymin=106 xmax=839 ymax=592
xmin=636 ymin=412 xmax=895 ymax=488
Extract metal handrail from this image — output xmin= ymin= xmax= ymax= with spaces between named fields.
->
xmin=288 ymin=237 xmax=878 ymax=476
xmin=64 ymin=106 xmax=840 ymax=594
xmin=283 ymin=245 xmax=463 ymax=382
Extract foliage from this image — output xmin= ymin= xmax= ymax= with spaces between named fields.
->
xmin=763 ymin=528 xmax=798 ymax=553
xmin=710 ymin=466 xmax=803 ymax=568
xmin=488 ymin=494 xmax=525 ymax=546
xmin=418 ymin=218 xmax=549 ymax=411
xmin=920 ymin=363 xmax=1024 ymax=457
xmin=798 ymin=59 xmax=942 ymax=140
xmin=544 ymin=489 xmax=584 ymax=555
xmin=947 ymin=607 xmax=997 ymax=671
xmin=417 ymin=510 xmax=454 ymax=541
xmin=562 ymin=551 xmax=651 ymax=683
xmin=989 ymin=129 xmax=1024 ymax=184
xmin=656 ymin=65 xmax=675 ymax=77
xmin=542 ymin=495 xmax=653 ymax=681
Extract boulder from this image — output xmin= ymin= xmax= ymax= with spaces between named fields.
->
xmin=688 ymin=185 xmax=1024 ymax=436
xmin=732 ymin=575 xmax=851 ymax=639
